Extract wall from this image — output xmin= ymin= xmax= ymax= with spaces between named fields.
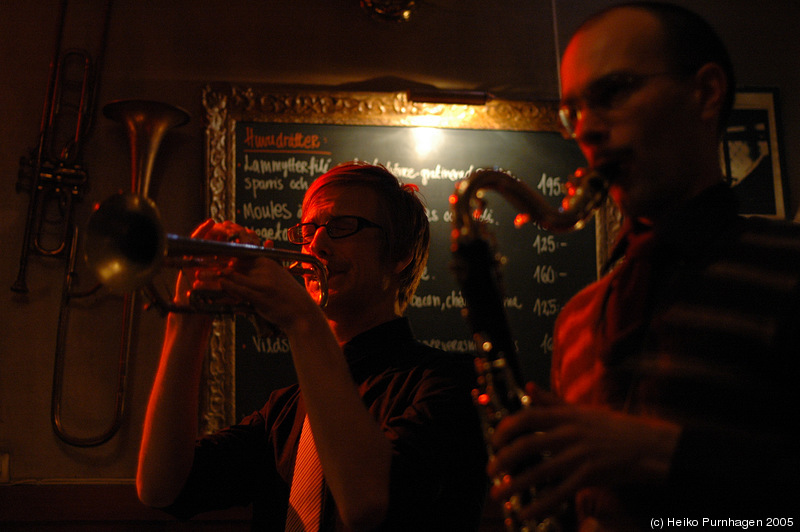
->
xmin=1 ymin=0 xmax=798 ymax=526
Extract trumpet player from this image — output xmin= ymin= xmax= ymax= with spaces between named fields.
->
xmin=136 ymin=161 xmax=487 ymax=530
xmin=489 ymin=2 xmax=799 ymax=530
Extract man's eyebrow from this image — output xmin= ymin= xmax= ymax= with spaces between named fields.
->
xmin=560 ymin=93 xmax=577 ymax=105
xmin=561 ymin=70 xmax=634 ymax=99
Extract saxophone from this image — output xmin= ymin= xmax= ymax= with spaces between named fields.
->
xmin=449 ymin=167 xmax=608 ymax=532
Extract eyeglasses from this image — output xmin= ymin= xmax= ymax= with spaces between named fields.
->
xmin=287 ymin=215 xmax=384 ymax=245
xmin=558 ymin=71 xmax=675 ymax=138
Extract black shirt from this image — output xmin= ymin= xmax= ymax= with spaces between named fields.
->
xmin=165 ymin=318 xmax=488 ymax=531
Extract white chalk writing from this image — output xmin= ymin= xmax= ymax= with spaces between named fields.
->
xmin=251 ymin=335 xmax=291 ymax=354
xmin=241 ymin=201 xmax=293 ymax=221
xmin=242 ymin=155 xmax=332 ymax=177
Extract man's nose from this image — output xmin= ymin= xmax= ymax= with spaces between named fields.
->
xmin=573 ymin=105 xmax=609 ymax=144
xmin=306 ymin=226 xmax=332 ymax=257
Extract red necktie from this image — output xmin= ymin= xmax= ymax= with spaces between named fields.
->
xmin=286 ymin=415 xmax=325 ymax=532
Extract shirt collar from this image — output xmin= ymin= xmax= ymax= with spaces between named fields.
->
xmin=342 ymin=317 xmax=414 ymax=368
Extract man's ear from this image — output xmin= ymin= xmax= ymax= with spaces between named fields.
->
xmin=694 ymin=62 xmax=728 ymax=124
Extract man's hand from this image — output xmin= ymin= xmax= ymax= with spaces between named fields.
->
xmin=174 ymin=219 xmax=264 ymax=306
xmin=487 ymin=387 xmax=680 ymax=522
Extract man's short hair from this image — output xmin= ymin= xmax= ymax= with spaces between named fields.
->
xmin=303 ymin=161 xmax=430 ymax=313
xmin=578 ymin=2 xmax=736 ymax=135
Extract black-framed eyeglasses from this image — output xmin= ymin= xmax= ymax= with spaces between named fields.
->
xmin=558 ymin=71 xmax=675 ymax=138
xmin=287 ymin=215 xmax=384 ymax=245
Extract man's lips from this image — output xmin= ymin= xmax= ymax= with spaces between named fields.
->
xmin=595 ymin=162 xmax=622 ymax=185
xmin=591 ymin=152 xmax=631 ymax=184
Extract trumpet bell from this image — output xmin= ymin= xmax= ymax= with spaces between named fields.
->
xmin=83 ymin=192 xmax=329 ymax=311
xmin=84 ymin=192 xmax=166 ymax=292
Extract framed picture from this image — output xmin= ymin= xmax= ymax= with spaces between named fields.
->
xmin=720 ymin=89 xmax=787 ymax=217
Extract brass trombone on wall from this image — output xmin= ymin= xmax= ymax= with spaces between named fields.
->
xmin=51 ymin=99 xmax=190 ymax=447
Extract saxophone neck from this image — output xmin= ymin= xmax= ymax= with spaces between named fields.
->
xmin=452 ymin=167 xmax=609 ymax=236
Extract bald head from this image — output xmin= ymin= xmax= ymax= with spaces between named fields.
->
xmin=559 ymin=3 xmax=731 ymax=221
xmin=567 ymin=2 xmax=734 ymax=134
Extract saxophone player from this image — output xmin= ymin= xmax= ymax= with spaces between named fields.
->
xmin=489 ymin=3 xmax=799 ymax=530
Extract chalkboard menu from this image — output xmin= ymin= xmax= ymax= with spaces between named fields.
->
xmin=201 ymin=87 xmax=607 ymax=428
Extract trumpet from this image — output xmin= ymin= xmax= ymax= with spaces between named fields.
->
xmin=450 ymin=167 xmax=609 ymax=532
xmin=83 ymin=192 xmax=329 ymax=313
